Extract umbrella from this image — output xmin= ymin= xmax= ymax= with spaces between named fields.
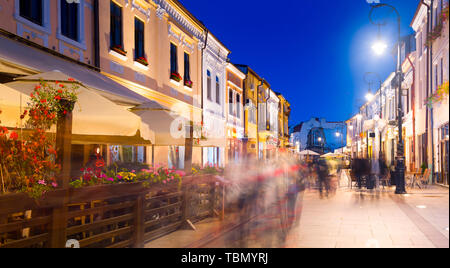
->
xmin=298 ymin=150 xmax=320 ymax=156
xmin=4 ymin=71 xmax=153 ymax=142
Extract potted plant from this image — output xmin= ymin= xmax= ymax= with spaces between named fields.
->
xmin=111 ymin=44 xmax=127 ymax=56
xmin=136 ymin=56 xmax=149 ymax=66
xmin=0 ymin=80 xmax=78 ymax=199
xmin=170 ymin=72 xmax=182 ymax=82
xmin=184 ymin=79 xmax=193 ymax=88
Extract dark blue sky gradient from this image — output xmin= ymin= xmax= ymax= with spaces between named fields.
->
xmin=179 ymin=0 xmax=419 ymax=125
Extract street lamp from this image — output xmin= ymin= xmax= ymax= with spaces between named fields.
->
xmin=365 ymin=92 xmax=375 ymax=101
xmin=369 ymin=3 xmax=406 ymax=194
xmin=372 ymin=41 xmax=388 ymax=56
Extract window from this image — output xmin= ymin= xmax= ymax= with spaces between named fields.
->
xmin=215 ymin=77 xmax=220 ymax=104
xmin=19 ymin=0 xmax=43 ymax=26
xmin=229 ymin=89 xmax=234 ymax=115
xmin=110 ymin=1 xmax=123 ymax=49
xmin=236 ymin=94 xmax=241 ymax=119
xmin=435 ymin=64 xmax=439 ymax=92
xmin=440 ymin=58 xmax=444 ymax=86
xmin=134 ymin=18 xmax=145 ymax=60
xmin=418 ymin=32 xmax=423 ymax=57
xmin=170 ymin=43 xmax=178 ymax=74
xmin=60 ymin=0 xmax=78 ymax=41
xmin=184 ymin=52 xmax=190 ymax=82
xmin=207 ymin=70 xmax=212 ymax=100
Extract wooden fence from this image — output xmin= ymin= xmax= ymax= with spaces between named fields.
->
xmin=0 ymin=175 xmax=224 ymax=248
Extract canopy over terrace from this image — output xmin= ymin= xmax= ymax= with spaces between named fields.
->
xmin=2 ymin=71 xmax=154 ymax=145
xmin=130 ymin=102 xmax=186 ymax=146
xmin=298 ymin=149 xmax=320 ymax=156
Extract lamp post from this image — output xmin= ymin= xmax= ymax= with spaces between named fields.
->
xmin=369 ymin=3 xmax=406 ymax=194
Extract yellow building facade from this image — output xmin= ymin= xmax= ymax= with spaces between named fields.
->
xmin=98 ymin=0 xmax=206 ymax=168
xmin=276 ymin=93 xmax=291 ymax=148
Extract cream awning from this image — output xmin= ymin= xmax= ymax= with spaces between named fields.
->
xmin=2 ymin=71 xmax=154 ymax=143
xmin=0 ymin=83 xmax=29 ymax=128
xmin=131 ymin=102 xmax=186 ymax=146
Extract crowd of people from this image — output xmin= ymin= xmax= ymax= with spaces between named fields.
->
xmin=219 ymin=150 xmax=347 ymax=247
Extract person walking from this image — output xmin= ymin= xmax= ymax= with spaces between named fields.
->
xmin=316 ymin=159 xmax=330 ymax=198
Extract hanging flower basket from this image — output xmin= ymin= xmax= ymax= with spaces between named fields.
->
xmin=136 ymin=56 xmax=149 ymax=66
xmin=170 ymin=72 xmax=182 ymax=82
xmin=111 ymin=45 xmax=127 ymax=56
xmin=184 ymin=79 xmax=193 ymax=88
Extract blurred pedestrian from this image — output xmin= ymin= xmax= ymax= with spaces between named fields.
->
xmin=316 ymin=158 xmax=330 ymax=198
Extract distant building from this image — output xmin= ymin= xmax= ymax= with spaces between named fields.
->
xmin=291 ymin=118 xmax=346 ymax=154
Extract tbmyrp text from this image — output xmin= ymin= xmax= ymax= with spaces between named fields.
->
xmin=181 ymin=252 xmax=269 ymax=265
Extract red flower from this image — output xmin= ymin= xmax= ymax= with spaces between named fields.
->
xmin=55 ymin=96 xmax=61 ymax=100
xmin=58 ymin=90 xmax=63 ymax=94
xmin=41 ymin=99 xmax=47 ymax=103
xmin=9 ymin=131 xmax=18 ymax=140
xmin=68 ymin=78 xmax=75 ymax=81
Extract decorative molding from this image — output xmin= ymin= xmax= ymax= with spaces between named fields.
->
xmin=135 ymin=72 xmax=147 ymax=83
xmin=131 ymin=0 xmax=151 ymax=22
xmin=17 ymin=22 xmax=49 ymax=47
xmin=168 ymin=24 xmax=195 ymax=54
xmin=153 ymin=0 xmax=205 ymax=43
xmin=59 ymin=42 xmax=84 ymax=62
xmin=155 ymin=4 xmax=167 ymax=20
xmin=110 ymin=61 xmax=124 ymax=74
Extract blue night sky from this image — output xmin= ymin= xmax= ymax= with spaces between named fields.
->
xmin=179 ymin=0 xmax=419 ymax=126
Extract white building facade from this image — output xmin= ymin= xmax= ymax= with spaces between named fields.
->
xmin=201 ymin=34 xmax=230 ymax=167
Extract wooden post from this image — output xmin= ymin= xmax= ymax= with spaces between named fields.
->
xmin=133 ymin=194 xmax=145 ymax=248
xmin=56 ymin=102 xmax=73 ymax=189
xmin=51 ymin=100 xmax=74 ymax=247
xmin=49 ymin=200 xmax=68 ymax=248
xmin=184 ymin=122 xmax=194 ymax=174
xmin=180 ymin=184 xmax=195 ymax=230
xmin=210 ymin=182 xmax=216 ymax=217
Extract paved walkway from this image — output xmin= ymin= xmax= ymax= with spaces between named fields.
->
xmin=285 ymin=186 xmax=449 ymax=248
xmin=144 ymin=185 xmax=449 ymax=248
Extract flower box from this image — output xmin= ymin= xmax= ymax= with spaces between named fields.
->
xmin=184 ymin=79 xmax=193 ymax=88
xmin=111 ymin=45 xmax=127 ymax=56
xmin=136 ymin=57 xmax=149 ymax=66
xmin=170 ymin=72 xmax=182 ymax=82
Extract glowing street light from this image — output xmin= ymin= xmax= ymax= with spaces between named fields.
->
xmin=366 ymin=92 xmax=375 ymax=101
xmin=336 ymin=132 xmax=341 ymax=137
xmin=356 ymin=114 xmax=363 ymax=121
xmin=372 ymin=40 xmax=388 ymax=56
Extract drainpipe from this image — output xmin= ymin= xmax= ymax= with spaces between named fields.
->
xmin=406 ymin=54 xmax=416 ymax=171
xmin=93 ymin=0 xmax=100 ymax=68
